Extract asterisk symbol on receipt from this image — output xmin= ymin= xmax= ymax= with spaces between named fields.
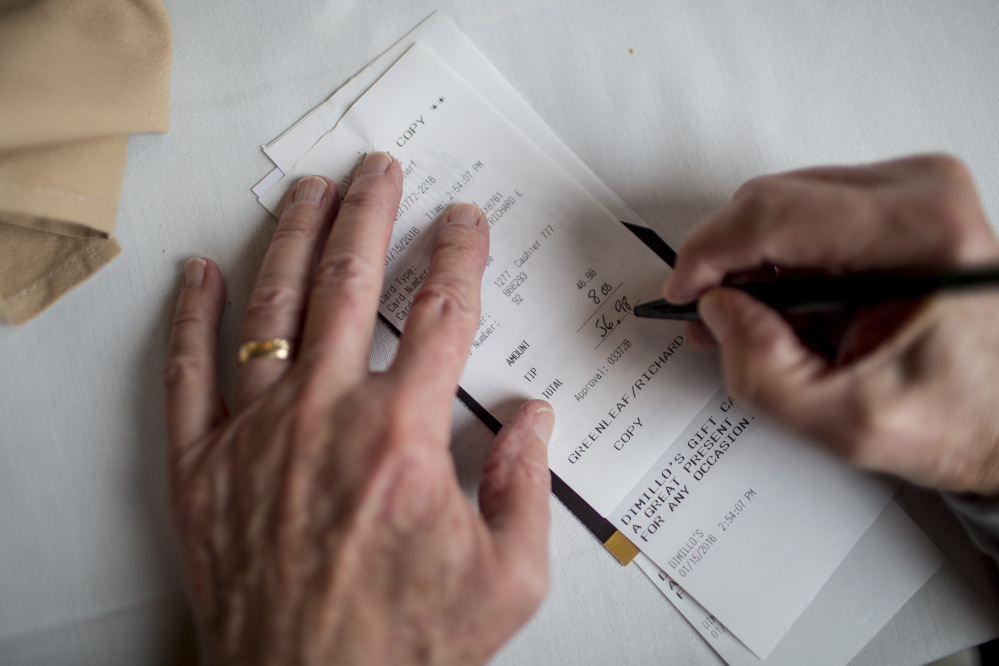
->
xmin=432 ymin=103 xmax=438 ymax=110
xmin=438 ymin=96 xmax=445 ymax=104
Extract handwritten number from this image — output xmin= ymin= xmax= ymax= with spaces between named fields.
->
xmin=595 ymin=314 xmax=615 ymax=338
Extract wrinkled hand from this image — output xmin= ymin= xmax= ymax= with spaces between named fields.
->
xmin=164 ymin=153 xmax=554 ymax=665
xmin=665 ymin=154 xmax=999 ymax=495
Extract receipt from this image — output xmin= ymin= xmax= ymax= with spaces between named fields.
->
xmin=636 ymin=501 xmax=943 ymax=666
xmin=259 ymin=42 xmax=721 ymax=514
xmin=255 ymin=12 xmax=642 ymax=227
xmin=610 ymin=390 xmax=895 ymax=656
xmin=257 ymin=42 xmax=895 ymax=658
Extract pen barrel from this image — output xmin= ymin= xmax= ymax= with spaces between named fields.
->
xmin=743 ymin=265 xmax=999 ymax=314
xmin=633 ymin=263 xmax=999 ymax=321
xmin=633 ymin=301 xmax=701 ymax=319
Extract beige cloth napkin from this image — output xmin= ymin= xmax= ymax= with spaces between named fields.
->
xmin=0 ymin=0 xmax=172 ymax=324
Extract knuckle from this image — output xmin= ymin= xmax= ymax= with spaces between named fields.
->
xmin=732 ymin=176 xmax=775 ymax=207
xmin=919 ymin=153 xmax=972 ymax=181
xmin=272 ymin=211 xmax=319 ymax=243
xmin=410 ymin=280 xmax=479 ymax=326
xmin=732 ymin=176 xmax=762 ymax=201
xmin=341 ymin=179 xmax=394 ymax=215
xmin=908 ymin=190 xmax=987 ymax=261
xmin=675 ymin=230 xmax=711 ymax=267
xmin=501 ymin=560 xmax=550 ymax=611
xmin=479 ymin=448 xmax=551 ymax=513
xmin=163 ymin=354 xmax=207 ymax=389
xmin=520 ymin=566 xmax=550 ymax=607
xmin=170 ymin=312 xmax=204 ymax=334
xmin=375 ymin=446 xmax=449 ymax=532
xmin=519 ymin=454 xmax=552 ymax=495
xmin=245 ymin=284 xmax=301 ymax=326
xmin=677 ymin=229 xmax=729 ymax=276
xmin=313 ymin=251 xmax=379 ymax=294
xmin=730 ymin=183 xmax=780 ymax=235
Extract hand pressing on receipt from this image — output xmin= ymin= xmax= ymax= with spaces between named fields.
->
xmin=163 ymin=152 xmax=554 ymax=664
xmin=665 ymin=154 xmax=999 ymax=497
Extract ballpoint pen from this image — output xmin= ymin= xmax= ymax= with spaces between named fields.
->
xmin=634 ymin=264 xmax=999 ymax=321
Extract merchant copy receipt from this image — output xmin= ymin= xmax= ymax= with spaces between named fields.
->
xmin=261 ymin=43 xmax=894 ymax=659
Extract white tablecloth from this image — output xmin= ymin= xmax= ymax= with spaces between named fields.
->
xmin=2 ymin=1 xmax=998 ymax=663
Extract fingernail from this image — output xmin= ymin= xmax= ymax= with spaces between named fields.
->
xmin=531 ymin=405 xmax=556 ymax=442
xmin=292 ymin=176 xmax=328 ymax=204
xmin=447 ymin=203 xmax=482 ymax=226
xmin=357 ymin=152 xmax=392 ymax=177
xmin=698 ymin=291 xmax=731 ymax=339
xmin=184 ymin=258 xmax=206 ymax=288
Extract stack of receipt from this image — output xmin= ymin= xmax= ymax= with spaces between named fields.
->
xmin=252 ymin=13 xmax=944 ymax=665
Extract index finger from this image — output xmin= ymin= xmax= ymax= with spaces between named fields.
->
xmin=663 ymin=171 xmax=955 ymax=304
xmin=664 ymin=177 xmax=858 ymax=303
xmin=390 ymin=204 xmax=489 ymax=414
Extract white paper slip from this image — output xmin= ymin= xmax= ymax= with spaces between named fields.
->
xmin=258 ymin=42 xmax=895 ymax=657
xmin=261 ymin=13 xmax=453 ymax=174
xmin=610 ymin=389 xmax=896 ymax=656
xmin=636 ymin=500 xmax=944 ymax=666
xmin=256 ymin=12 xmax=642 ymax=228
xmin=252 ymin=165 xmax=284 ymax=197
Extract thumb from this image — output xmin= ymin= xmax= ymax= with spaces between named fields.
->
xmin=699 ymin=287 xmax=827 ymax=422
xmin=479 ymin=400 xmax=553 ymax=577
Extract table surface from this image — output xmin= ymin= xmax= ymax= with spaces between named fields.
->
xmin=3 ymin=1 xmax=999 ymax=664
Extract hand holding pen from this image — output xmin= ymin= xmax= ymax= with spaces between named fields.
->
xmin=636 ymin=263 xmax=999 ymax=321
xmin=655 ymin=154 xmax=999 ymax=496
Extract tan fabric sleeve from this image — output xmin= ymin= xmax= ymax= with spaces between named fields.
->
xmin=0 ymin=0 xmax=172 ymax=325
xmin=0 ymin=0 xmax=171 ymax=149
xmin=0 ymin=136 xmax=129 ymax=238
xmin=0 ymin=223 xmax=121 ymax=325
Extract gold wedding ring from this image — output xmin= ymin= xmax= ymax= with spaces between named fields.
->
xmin=238 ymin=338 xmax=293 ymax=364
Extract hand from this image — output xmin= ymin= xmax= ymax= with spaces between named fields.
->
xmin=163 ymin=153 xmax=554 ymax=665
xmin=664 ymin=154 xmax=999 ymax=495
